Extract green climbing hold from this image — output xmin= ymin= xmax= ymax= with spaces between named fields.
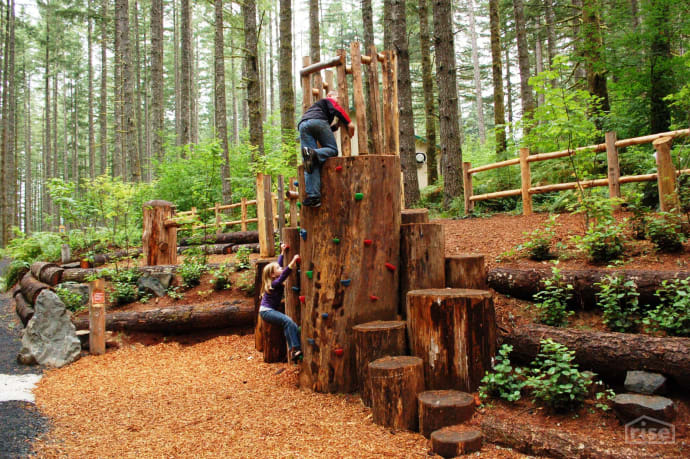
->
xmin=332 ymin=237 xmax=340 ymax=244
xmin=355 ymin=192 xmax=364 ymax=201
xmin=306 ymin=270 xmax=313 ymax=279
xmin=297 ymin=202 xmax=302 ymax=208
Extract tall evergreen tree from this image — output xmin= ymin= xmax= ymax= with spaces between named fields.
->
xmin=150 ymin=0 xmax=164 ymax=162
xmin=279 ymin=0 xmax=295 ymax=146
xmin=418 ymin=0 xmax=438 ymax=184
xmin=489 ymin=0 xmax=506 ymax=158
xmin=242 ymin=0 xmax=264 ymax=158
xmin=214 ymin=0 xmax=231 ymax=203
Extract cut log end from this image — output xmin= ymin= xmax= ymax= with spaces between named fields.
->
xmin=418 ymin=390 xmax=475 ymax=438
xmin=407 ymin=288 xmax=491 ymax=300
xmin=369 ymin=356 xmax=425 ymax=431
xmin=431 ymin=427 xmax=483 ymax=457
xmin=401 ymin=208 xmax=429 ymax=224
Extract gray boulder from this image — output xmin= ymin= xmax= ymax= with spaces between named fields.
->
xmin=138 ymin=275 xmax=167 ymax=297
xmin=17 ymin=290 xmax=81 ymax=367
xmin=58 ymin=282 xmax=90 ymax=308
xmin=624 ymin=370 xmax=667 ymax=395
xmin=613 ymin=393 xmax=676 ymax=423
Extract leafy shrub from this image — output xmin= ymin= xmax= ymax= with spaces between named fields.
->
xmin=55 ymin=286 xmax=86 ymax=313
xmin=109 ymin=282 xmax=139 ymax=306
xmin=167 ymin=287 xmax=184 ymax=301
xmin=517 ymin=215 xmax=559 ymax=261
xmin=179 ymin=257 xmax=206 ymax=288
xmin=578 ymin=220 xmax=626 ymax=263
xmin=533 ymin=265 xmax=574 ymax=326
xmin=595 ymin=274 xmax=640 ymax=332
xmin=626 ymin=193 xmax=649 ymax=240
xmin=235 ymin=245 xmax=252 ymax=270
xmin=479 ymin=344 xmax=525 ymax=402
xmin=527 ymin=339 xmax=588 ymax=412
xmin=209 ymin=264 xmax=233 ymax=290
xmin=1 ymin=260 xmax=29 ymax=291
xmin=237 ymin=270 xmax=255 ymax=296
xmin=646 ymin=212 xmax=685 ymax=253
xmin=1 ymin=230 xmax=63 ymax=263
xmin=644 ymin=278 xmax=690 ymax=336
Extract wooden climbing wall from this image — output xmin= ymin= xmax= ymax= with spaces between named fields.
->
xmin=297 ymin=155 xmax=401 ymax=393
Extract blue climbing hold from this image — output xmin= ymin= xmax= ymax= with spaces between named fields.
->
xmin=291 ymin=286 xmax=300 ymax=292
xmin=340 ymin=279 xmax=351 ymax=287
xmin=322 ymin=313 xmax=329 ymax=319
xmin=294 ymin=180 xmax=299 ymax=187
xmin=307 ymin=338 xmax=315 ymax=345
xmin=300 ymin=229 xmax=307 ymax=240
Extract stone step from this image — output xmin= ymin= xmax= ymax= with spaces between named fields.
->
xmin=612 ymin=393 xmax=676 ymax=423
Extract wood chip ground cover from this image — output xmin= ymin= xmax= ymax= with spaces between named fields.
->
xmin=31 ymin=334 xmax=526 ymax=458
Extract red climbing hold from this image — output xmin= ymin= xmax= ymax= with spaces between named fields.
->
xmin=385 ymin=263 xmax=396 ymax=272
xmin=299 ymin=295 xmax=306 ymax=303
xmin=335 ymin=165 xmax=343 ymax=171
xmin=296 ymin=255 xmax=301 ymax=263
xmin=370 ymin=295 xmax=379 ymax=301
xmin=363 ymin=239 xmax=373 ymax=246
xmin=334 ymin=347 xmax=344 ymax=356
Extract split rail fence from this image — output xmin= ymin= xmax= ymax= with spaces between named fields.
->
xmin=462 ymin=129 xmax=690 ymax=215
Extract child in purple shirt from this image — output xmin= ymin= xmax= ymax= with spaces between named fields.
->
xmin=259 ymin=244 xmax=302 ymax=362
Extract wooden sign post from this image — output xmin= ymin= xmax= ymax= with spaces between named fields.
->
xmin=89 ymin=278 xmax=106 ymax=355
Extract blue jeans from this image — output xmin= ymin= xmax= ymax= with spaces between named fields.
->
xmin=260 ymin=309 xmax=301 ymax=350
xmin=299 ymin=119 xmax=339 ymax=198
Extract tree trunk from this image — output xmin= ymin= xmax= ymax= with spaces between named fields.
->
xmin=142 ymin=200 xmax=178 ymax=266
xmin=489 ymin=0 xmax=507 ymax=159
xmin=369 ymin=355 xmax=425 ymax=431
xmin=512 ymin=0 xmax=535 ymax=129
xmin=178 ymin=230 xmax=258 ymax=246
xmin=150 ymin=0 xmax=163 ymax=164
xmin=24 ymin=67 xmax=31 ymax=234
xmin=581 ymin=0 xmax=610 ymax=113
xmin=14 ymin=290 xmax=33 ymax=327
xmin=43 ymin=20 xmax=51 ymax=226
xmin=445 ymin=255 xmax=486 ymax=289
xmin=133 ymin=0 xmax=144 ymax=179
xmin=499 ymin=322 xmax=690 ymax=386
xmin=230 ymin=34 xmax=239 ymax=145
xmin=535 ymin=20 xmax=544 ymax=107
xmin=481 ymin=413 xmax=641 ymax=459
xmin=309 ymin=0 xmax=320 ymax=65
xmin=544 ymin=0 xmax=557 ymax=68
xmin=99 ymin=0 xmax=108 ymax=175
xmin=468 ymin=0 xmax=486 ymax=144
xmin=117 ymin=0 xmax=139 ymax=181
xmin=647 ymin=0 xmax=672 ymax=133
xmin=282 ymin=227 xmax=301 ymax=325
xmin=278 ymin=0 xmax=295 ymax=147
xmin=261 ymin=315 xmax=287 ymax=363
xmin=487 ymin=267 xmax=690 ymax=309
xmin=408 ymin=289 xmax=496 ymax=392
xmin=72 ymin=302 xmax=255 ymax=332
xmin=383 ymin=0 xmax=392 ymax=51
xmin=418 ymin=390 xmax=475 ymax=438
xmin=179 ymin=0 xmax=192 ymax=147
xmin=20 ymin=272 xmax=51 ymax=305
xmin=362 ymin=0 xmax=375 ymax=149
xmin=391 ymin=0 xmax=420 ymax=206
xmin=298 ymin=156 xmax=402 ymax=393
xmin=432 ymin=0 xmax=463 ymax=207
xmin=400 ymin=223 xmax=445 ymax=319
xmin=177 ymin=243 xmax=233 ymax=255
xmin=242 ymin=0 xmax=264 ymax=159
xmin=87 ymin=0 xmax=95 ymax=180
xmin=352 ymin=320 xmax=407 ymax=406
xmin=30 ymin=262 xmax=63 ymax=286
xmin=431 ymin=428 xmax=483 ymax=457
xmin=401 ymin=208 xmax=429 ymax=224
xmin=112 ymin=3 xmax=122 ymax=178
xmin=418 ymin=0 xmax=438 ymax=185
xmin=214 ymin=0 xmax=231 ymax=204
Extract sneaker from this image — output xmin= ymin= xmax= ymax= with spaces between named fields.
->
xmin=302 ymin=196 xmax=321 ymax=208
xmin=302 ymin=147 xmax=316 ymax=174
xmin=291 ymin=349 xmax=303 ymax=363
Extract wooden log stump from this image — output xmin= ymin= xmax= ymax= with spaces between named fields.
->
xmin=445 ymin=254 xmax=486 ymax=289
xmin=261 ymin=316 xmax=288 ymax=363
xmin=418 ymin=390 xmax=475 ymax=438
xmin=298 ymin=155 xmax=401 ymax=393
xmin=255 ymin=314 xmax=265 ymax=352
xmin=407 ymin=289 xmax=496 ymax=392
xmin=282 ymin=227 xmax=301 ymax=325
xmin=253 ymin=258 xmax=277 ymax=322
xmin=401 ymin=208 xmax=428 ymax=224
xmin=30 ymin=262 xmax=64 ymax=286
xmin=178 ymin=243 xmax=234 ymax=255
xmin=20 ymin=272 xmax=51 ymax=305
xmin=352 ymin=321 xmax=407 ymax=406
xmin=142 ymin=200 xmax=178 ymax=266
xmin=178 ymin=230 xmax=259 ymax=246
xmin=14 ymin=291 xmax=34 ymax=326
xmin=369 ymin=356 xmax=425 ymax=431
xmin=400 ymin=223 xmax=445 ymax=319
xmin=431 ymin=427 xmax=483 ymax=457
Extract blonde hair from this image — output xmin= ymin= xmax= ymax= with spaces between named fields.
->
xmin=260 ymin=262 xmax=281 ymax=297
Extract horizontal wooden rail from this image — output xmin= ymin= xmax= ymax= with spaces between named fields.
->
xmin=470 ymin=188 xmax=521 ymax=202
xmin=299 ymin=56 xmax=343 ymax=77
xmin=614 ymin=128 xmax=689 ymax=148
xmin=468 ymin=158 xmax=520 ymax=174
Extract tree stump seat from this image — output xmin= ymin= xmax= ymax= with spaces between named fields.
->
xmin=369 ymin=355 xmax=425 ymax=431
xmin=418 ymin=390 xmax=475 ymax=438
xmin=445 ymin=254 xmax=486 ymax=289
xmin=260 ymin=314 xmax=287 ymax=363
xmin=431 ymin=427 xmax=483 ymax=457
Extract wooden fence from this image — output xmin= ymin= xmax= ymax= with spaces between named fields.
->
xmin=462 ymin=129 xmax=690 ymax=215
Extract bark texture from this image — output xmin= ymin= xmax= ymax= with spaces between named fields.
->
xmin=150 ymin=0 xmax=164 ymax=161
xmin=278 ymin=0 xmax=295 ymax=144
xmin=214 ymin=0 xmax=231 ymax=203
xmin=512 ymin=0 xmax=535 ymax=127
xmin=242 ymin=0 xmax=264 ymax=157
xmin=369 ymin=356 xmax=425 ymax=430
xmin=400 ymin=223 xmax=445 ymax=318
xmin=418 ymin=0 xmax=438 ymax=184
xmin=445 ymin=255 xmax=486 ymax=289
xmin=418 ymin=390 xmax=475 ymax=438
xmin=489 ymin=0 xmax=507 ymax=158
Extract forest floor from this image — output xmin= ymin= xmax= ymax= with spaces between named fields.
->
xmin=16 ymin=210 xmax=690 ymax=457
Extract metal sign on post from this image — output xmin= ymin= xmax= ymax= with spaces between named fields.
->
xmin=89 ymin=278 xmax=106 ymax=355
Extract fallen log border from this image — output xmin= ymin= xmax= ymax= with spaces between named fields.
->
xmin=499 ymin=322 xmax=690 ymax=386
xmin=488 ymin=267 xmax=690 ymax=308
xmin=70 ymin=301 xmax=254 ymax=333
xmin=60 ymin=262 xmax=238 ymax=284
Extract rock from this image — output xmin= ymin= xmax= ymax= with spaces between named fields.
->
xmin=143 ymin=272 xmax=173 ymax=290
xmin=612 ymin=393 xmax=676 ymax=423
xmin=138 ymin=275 xmax=167 ymax=297
xmin=58 ymin=282 xmax=90 ymax=307
xmin=17 ymin=290 xmax=81 ymax=368
xmin=624 ymin=371 xmax=667 ymax=395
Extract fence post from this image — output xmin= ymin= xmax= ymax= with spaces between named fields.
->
xmin=605 ymin=131 xmax=621 ymax=201
xmin=256 ymin=173 xmax=276 ymax=257
xmin=215 ymin=202 xmax=221 ymax=234
xmin=462 ymin=162 xmax=474 ymax=215
xmin=519 ymin=148 xmax=533 ymax=215
xmin=241 ymin=197 xmax=248 ymax=231
xmin=277 ymin=176 xmax=286 ymax=239
xmin=653 ymin=136 xmax=680 ymax=212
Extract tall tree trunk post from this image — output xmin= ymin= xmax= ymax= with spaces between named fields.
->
xmin=179 ymin=0 xmax=192 ymax=147
xmin=242 ymin=0 xmax=264 ymax=158
xmin=512 ymin=0 xmax=535 ymax=132
xmin=150 ymin=0 xmax=163 ymax=163
xmin=489 ymin=0 xmax=507 ymax=159
xmin=99 ymin=0 xmax=108 ymax=176
xmin=214 ymin=0 xmax=231 ymax=204
xmin=468 ymin=0 xmax=486 ymax=144
xmin=418 ymin=0 xmax=438 ymax=184
xmin=279 ymin=0 xmax=295 ymax=149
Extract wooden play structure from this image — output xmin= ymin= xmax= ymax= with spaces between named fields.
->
xmin=463 ymin=128 xmax=690 ymax=215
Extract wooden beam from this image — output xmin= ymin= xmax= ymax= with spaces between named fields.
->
xmin=605 ymin=131 xmax=621 ymax=200
xmin=301 ymin=56 xmax=312 ymax=113
xmin=299 ymin=55 xmax=343 ymax=77
xmin=654 ymin=136 xmax=680 ymax=212
xmin=336 ymin=49 xmax=352 ymax=157
xmin=256 ymin=174 xmax=275 ymax=257
xmin=350 ymin=41 xmax=369 ymax=155
xmin=519 ymin=148 xmax=532 ymax=215
xmin=381 ymin=51 xmax=395 ymax=155
xmin=368 ymin=44 xmax=383 ymax=154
